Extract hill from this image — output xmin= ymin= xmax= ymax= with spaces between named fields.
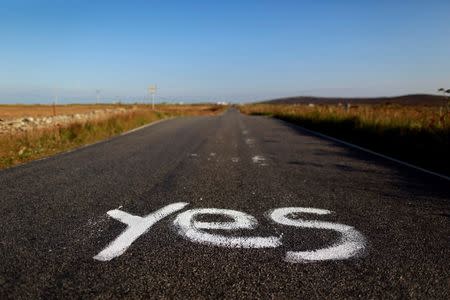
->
xmin=262 ymin=94 xmax=448 ymax=106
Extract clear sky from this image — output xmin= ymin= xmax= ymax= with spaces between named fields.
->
xmin=1 ymin=0 xmax=449 ymax=103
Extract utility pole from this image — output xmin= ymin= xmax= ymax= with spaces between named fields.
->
xmin=148 ymin=85 xmax=157 ymax=110
xmin=53 ymin=92 xmax=58 ymax=116
xmin=96 ymin=89 xmax=100 ymax=105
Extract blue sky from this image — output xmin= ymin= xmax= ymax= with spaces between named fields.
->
xmin=1 ymin=0 xmax=449 ymax=103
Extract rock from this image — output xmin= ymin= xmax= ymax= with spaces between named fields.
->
xmin=18 ymin=147 xmax=26 ymax=156
xmin=1 ymin=108 xmax=129 ymax=133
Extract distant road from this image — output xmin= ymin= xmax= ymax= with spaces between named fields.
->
xmin=1 ymin=109 xmax=449 ymax=298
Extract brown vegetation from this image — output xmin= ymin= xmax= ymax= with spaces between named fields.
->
xmin=0 ymin=103 xmax=221 ymax=120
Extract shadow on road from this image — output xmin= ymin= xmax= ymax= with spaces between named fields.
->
xmin=275 ymin=119 xmax=450 ymax=202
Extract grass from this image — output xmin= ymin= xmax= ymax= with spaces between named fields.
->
xmin=239 ymin=103 xmax=450 ymax=176
xmin=0 ymin=104 xmax=224 ymax=170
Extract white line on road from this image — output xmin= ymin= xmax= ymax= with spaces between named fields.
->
xmin=120 ymin=117 xmax=173 ymax=136
xmin=252 ymin=155 xmax=267 ymax=166
xmin=245 ymin=138 xmax=255 ymax=146
xmin=3 ymin=117 xmax=174 ymax=171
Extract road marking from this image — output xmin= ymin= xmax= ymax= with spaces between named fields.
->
xmin=93 ymin=202 xmax=188 ymax=261
xmin=120 ymin=117 xmax=173 ymax=136
xmin=252 ymin=155 xmax=267 ymax=166
xmin=245 ymin=138 xmax=255 ymax=146
xmin=94 ymin=203 xmax=366 ymax=263
xmin=231 ymin=157 xmax=240 ymax=163
xmin=269 ymin=207 xmax=366 ymax=262
xmin=252 ymin=155 xmax=265 ymax=163
xmin=173 ymin=208 xmax=281 ymax=248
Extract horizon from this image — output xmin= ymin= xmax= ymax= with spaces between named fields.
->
xmin=1 ymin=0 xmax=449 ymax=103
xmin=0 ymin=92 xmax=446 ymax=106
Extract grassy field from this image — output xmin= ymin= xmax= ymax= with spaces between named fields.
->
xmin=0 ymin=104 xmax=224 ymax=169
xmin=0 ymin=103 xmax=219 ymax=120
xmin=239 ymin=103 xmax=450 ymax=176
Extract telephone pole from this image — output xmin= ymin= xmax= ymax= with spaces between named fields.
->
xmin=96 ymin=89 xmax=100 ymax=105
xmin=53 ymin=93 xmax=58 ymax=116
xmin=148 ymin=85 xmax=157 ymax=110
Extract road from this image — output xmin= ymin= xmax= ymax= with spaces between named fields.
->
xmin=1 ymin=109 xmax=449 ymax=299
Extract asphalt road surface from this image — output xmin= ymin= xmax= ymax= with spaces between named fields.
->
xmin=1 ymin=109 xmax=449 ymax=299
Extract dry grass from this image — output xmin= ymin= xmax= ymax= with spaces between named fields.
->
xmin=0 ymin=104 xmax=224 ymax=169
xmin=0 ymin=103 xmax=222 ymax=120
xmin=240 ymin=104 xmax=450 ymax=129
xmin=150 ymin=104 xmax=225 ymax=116
xmin=239 ymin=103 xmax=450 ymax=175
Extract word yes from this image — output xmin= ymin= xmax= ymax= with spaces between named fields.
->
xmin=94 ymin=202 xmax=366 ymax=263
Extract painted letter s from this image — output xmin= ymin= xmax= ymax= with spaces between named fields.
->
xmin=269 ymin=207 xmax=366 ymax=263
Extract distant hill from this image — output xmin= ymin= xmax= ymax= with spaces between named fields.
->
xmin=262 ymin=94 xmax=448 ymax=106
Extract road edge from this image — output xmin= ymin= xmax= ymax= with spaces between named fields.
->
xmin=274 ymin=118 xmax=450 ymax=181
xmin=0 ymin=117 xmax=175 ymax=172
